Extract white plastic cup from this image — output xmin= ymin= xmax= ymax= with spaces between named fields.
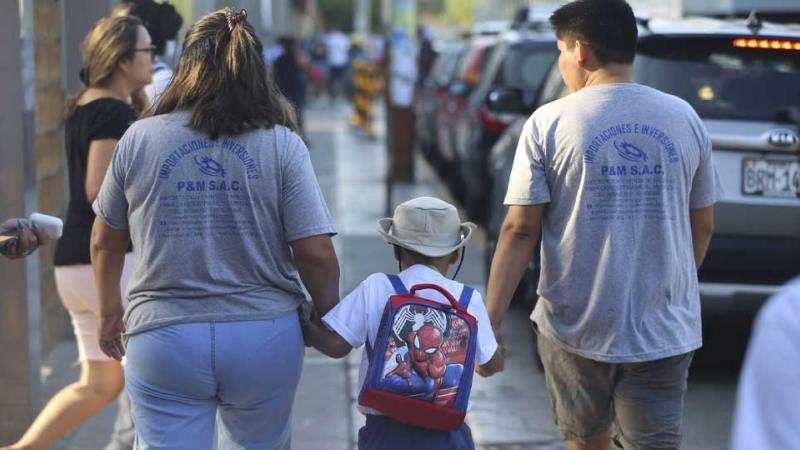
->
xmin=29 ymin=213 xmax=63 ymax=239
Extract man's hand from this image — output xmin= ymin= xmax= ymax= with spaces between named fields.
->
xmin=99 ymin=308 xmax=126 ymax=361
xmin=493 ymin=325 xmax=506 ymax=357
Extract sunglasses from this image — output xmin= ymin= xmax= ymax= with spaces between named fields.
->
xmin=133 ymin=45 xmax=157 ymax=61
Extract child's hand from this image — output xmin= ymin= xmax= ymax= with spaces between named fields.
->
xmin=475 ymin=347 xmax=505 ymax=377
xmin=302 ymin=317 xmax=353 ymax=359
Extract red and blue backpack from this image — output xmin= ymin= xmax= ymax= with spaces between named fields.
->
xmin=358 ymin=274 xmax=478 ymax=431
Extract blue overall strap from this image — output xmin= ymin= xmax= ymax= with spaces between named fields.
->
xmin=458 ymin=285 xmax=474 ymax=309
xmin=386 ymin=274 xmax=408 ymax=294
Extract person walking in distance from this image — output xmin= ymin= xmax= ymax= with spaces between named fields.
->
xmin=324 ymin=27 xmax=351 ymax=101
xmin=484 ymin=1 xmax=720 ymax=449
xmin=3 ymin=15 xmax=152 ymax=450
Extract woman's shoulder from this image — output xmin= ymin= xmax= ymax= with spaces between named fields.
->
xmin=72 ymin=94 xmax=136 ymax=123
xmin=75 ymin=89 xmax=131 ymax=109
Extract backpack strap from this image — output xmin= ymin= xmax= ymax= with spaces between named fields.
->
xmin=458 ymin=285 xmax=474 ymax=309
xmin=366 ymin=274 xmax=408 ymax=361
xmin=386 ymin=274 xmax=408 ymax=294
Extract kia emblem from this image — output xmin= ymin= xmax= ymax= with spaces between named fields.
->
xmin=768 ymin=129 xmax=799 ymax=147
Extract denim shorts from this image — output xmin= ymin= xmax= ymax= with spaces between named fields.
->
xmin=358 ymin=414 xmax=474 ymax=450
xmin=125 ymin=315 xmax=303 ymax=450
xmin=537 ymin=334 xmax=693 ymax=449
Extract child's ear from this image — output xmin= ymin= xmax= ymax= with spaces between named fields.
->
xmin=449 ymin=249 xmax=460 ymax=264
xmin=392 ymin=245 xmax=402 ymax=262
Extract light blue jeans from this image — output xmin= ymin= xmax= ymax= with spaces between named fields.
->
xmin=125 ymin=315 xmax=304 ymax=450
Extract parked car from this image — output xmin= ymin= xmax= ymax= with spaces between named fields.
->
xmin=454 ymin=29 xmax=558 ymax=224
xmin=436 ymin=35 xmax=498 ymax=200
xmin=485 ymin=15 xmax=800 ymax=308
xmin=416 ymin=41 xmax=465 ymax=170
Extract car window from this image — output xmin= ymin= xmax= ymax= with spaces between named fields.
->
xmin=431 ymin=47 xmax=465 ymax=87
xmin=502 ymin=46 xmax=558 ymax=104
xmin=635 ymin=36 xmax=800 ymax=123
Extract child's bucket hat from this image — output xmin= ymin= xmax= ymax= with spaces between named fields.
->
xmin=377 ymin=197 xmax=476 ymax=258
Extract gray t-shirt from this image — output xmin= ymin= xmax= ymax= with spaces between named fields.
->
xmin=94 ymin=112 xmax=336 ymax=335
xmin=505 ymin=83 xmax=720 ymax=363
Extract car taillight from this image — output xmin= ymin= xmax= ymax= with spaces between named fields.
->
xmin=479 ymin=106 xmax=514 ymax=134
xmin=732 ymin=38 xmax=800 ymax=51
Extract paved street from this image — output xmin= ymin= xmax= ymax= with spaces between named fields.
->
xmin=40 ymin=100 xmax=753 ymax=450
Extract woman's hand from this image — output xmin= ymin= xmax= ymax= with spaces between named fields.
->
xmin=99 ymin=307 xmax=126 ymax=361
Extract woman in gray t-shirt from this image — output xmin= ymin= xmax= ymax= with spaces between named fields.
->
xmin=91 ymin=8 xmax=340 ymax=448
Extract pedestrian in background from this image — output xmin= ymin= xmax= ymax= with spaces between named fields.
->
xmin=113 ymin=0 xmax=183 ymax=105
xmin=2 ymin=15 xmax=151 ymax=450
xmin=91 ymin=9 xmax=339 ymax=449
xmin=730 ymin=276 xmax=800 ymax=449
xmin=307 ymin=36 xmax=329 ymax=100
xmin=324 ymin=27 xmax=351 ymax=101
xmin=273 ymin=36 xmax=308 ymax=134
xmin=485 ymin=1 xmax=720 ymax=449
xmin=417 ymin=25 xmax=437 ymax=88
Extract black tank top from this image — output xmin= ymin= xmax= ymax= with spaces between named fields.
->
xmin=54 ymin=98 xmax=137 ymax=266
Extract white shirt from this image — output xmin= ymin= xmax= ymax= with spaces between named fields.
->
xmin=730 ymin=277 xmax=800 ymax=449
xmin=144 ymin=62 xmax=173 ymax=106
xmin=324 ymin=31 xmax=351 ymax=67
xmin=323 ymin=265 xmax=499 ymax=415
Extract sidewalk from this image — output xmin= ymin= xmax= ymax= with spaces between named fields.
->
xmin=39 ymin=100 xmax=561 ymax=450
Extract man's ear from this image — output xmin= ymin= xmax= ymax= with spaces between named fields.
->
xmin=574 ymin=40 xmax=591 ymax=68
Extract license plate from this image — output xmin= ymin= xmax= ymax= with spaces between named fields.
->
xmin=742 ymin=159 xmax=800 ymax=198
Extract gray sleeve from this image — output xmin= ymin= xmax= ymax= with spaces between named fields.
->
xmin=689 ymin=124 xmax=722 ymax=209
xmin=281 ymin=135 xmax=337 ymax=242
xmin=504 ymin=116 xmax=551 ymax=205
xmin=92 ymin=135 xmax=130 ymax=230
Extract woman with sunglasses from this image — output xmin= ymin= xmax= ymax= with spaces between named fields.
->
xmin=2 ymin=16 xmax=152 ymax=450
xmin=114 ymin=0 xmax=183 ymax=105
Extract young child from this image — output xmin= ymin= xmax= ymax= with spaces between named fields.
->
xmin=303 ymin=196 xmax=504 ymax=450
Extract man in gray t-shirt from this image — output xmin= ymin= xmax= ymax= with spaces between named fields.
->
xmin=485 ymin=1 xmax=719 ymax=449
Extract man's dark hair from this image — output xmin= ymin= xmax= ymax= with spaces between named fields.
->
xmin=549 ymin=0 xmax=638 ymax=65
xmin=117 ymin=0 xmax=183 ymax=56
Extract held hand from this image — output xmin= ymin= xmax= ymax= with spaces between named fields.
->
xmin=99 ymin=309 xmax=126 ymax=361
xmin=300 ymin=317 xmax=321 ymax=348
xmin=492 ymin=323 xmax=506 ymax=356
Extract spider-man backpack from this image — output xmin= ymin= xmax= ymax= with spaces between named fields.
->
xmin=358 ymin=274 xmax=478 ymax=431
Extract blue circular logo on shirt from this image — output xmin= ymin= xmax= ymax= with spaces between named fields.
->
xmin=194 ymin=155 xmax=226 ymax=177
xmin=614 ymin=140 xmax=648 ymax=162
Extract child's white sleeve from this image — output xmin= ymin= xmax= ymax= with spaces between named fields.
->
xmin=322 ymin=279 xmax=370 ymax=348
xmin=468 ymin=291 xmax=499 ymax=366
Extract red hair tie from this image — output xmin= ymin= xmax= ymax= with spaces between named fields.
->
xmin=227 ymin=9 xmax=247 ymax=31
